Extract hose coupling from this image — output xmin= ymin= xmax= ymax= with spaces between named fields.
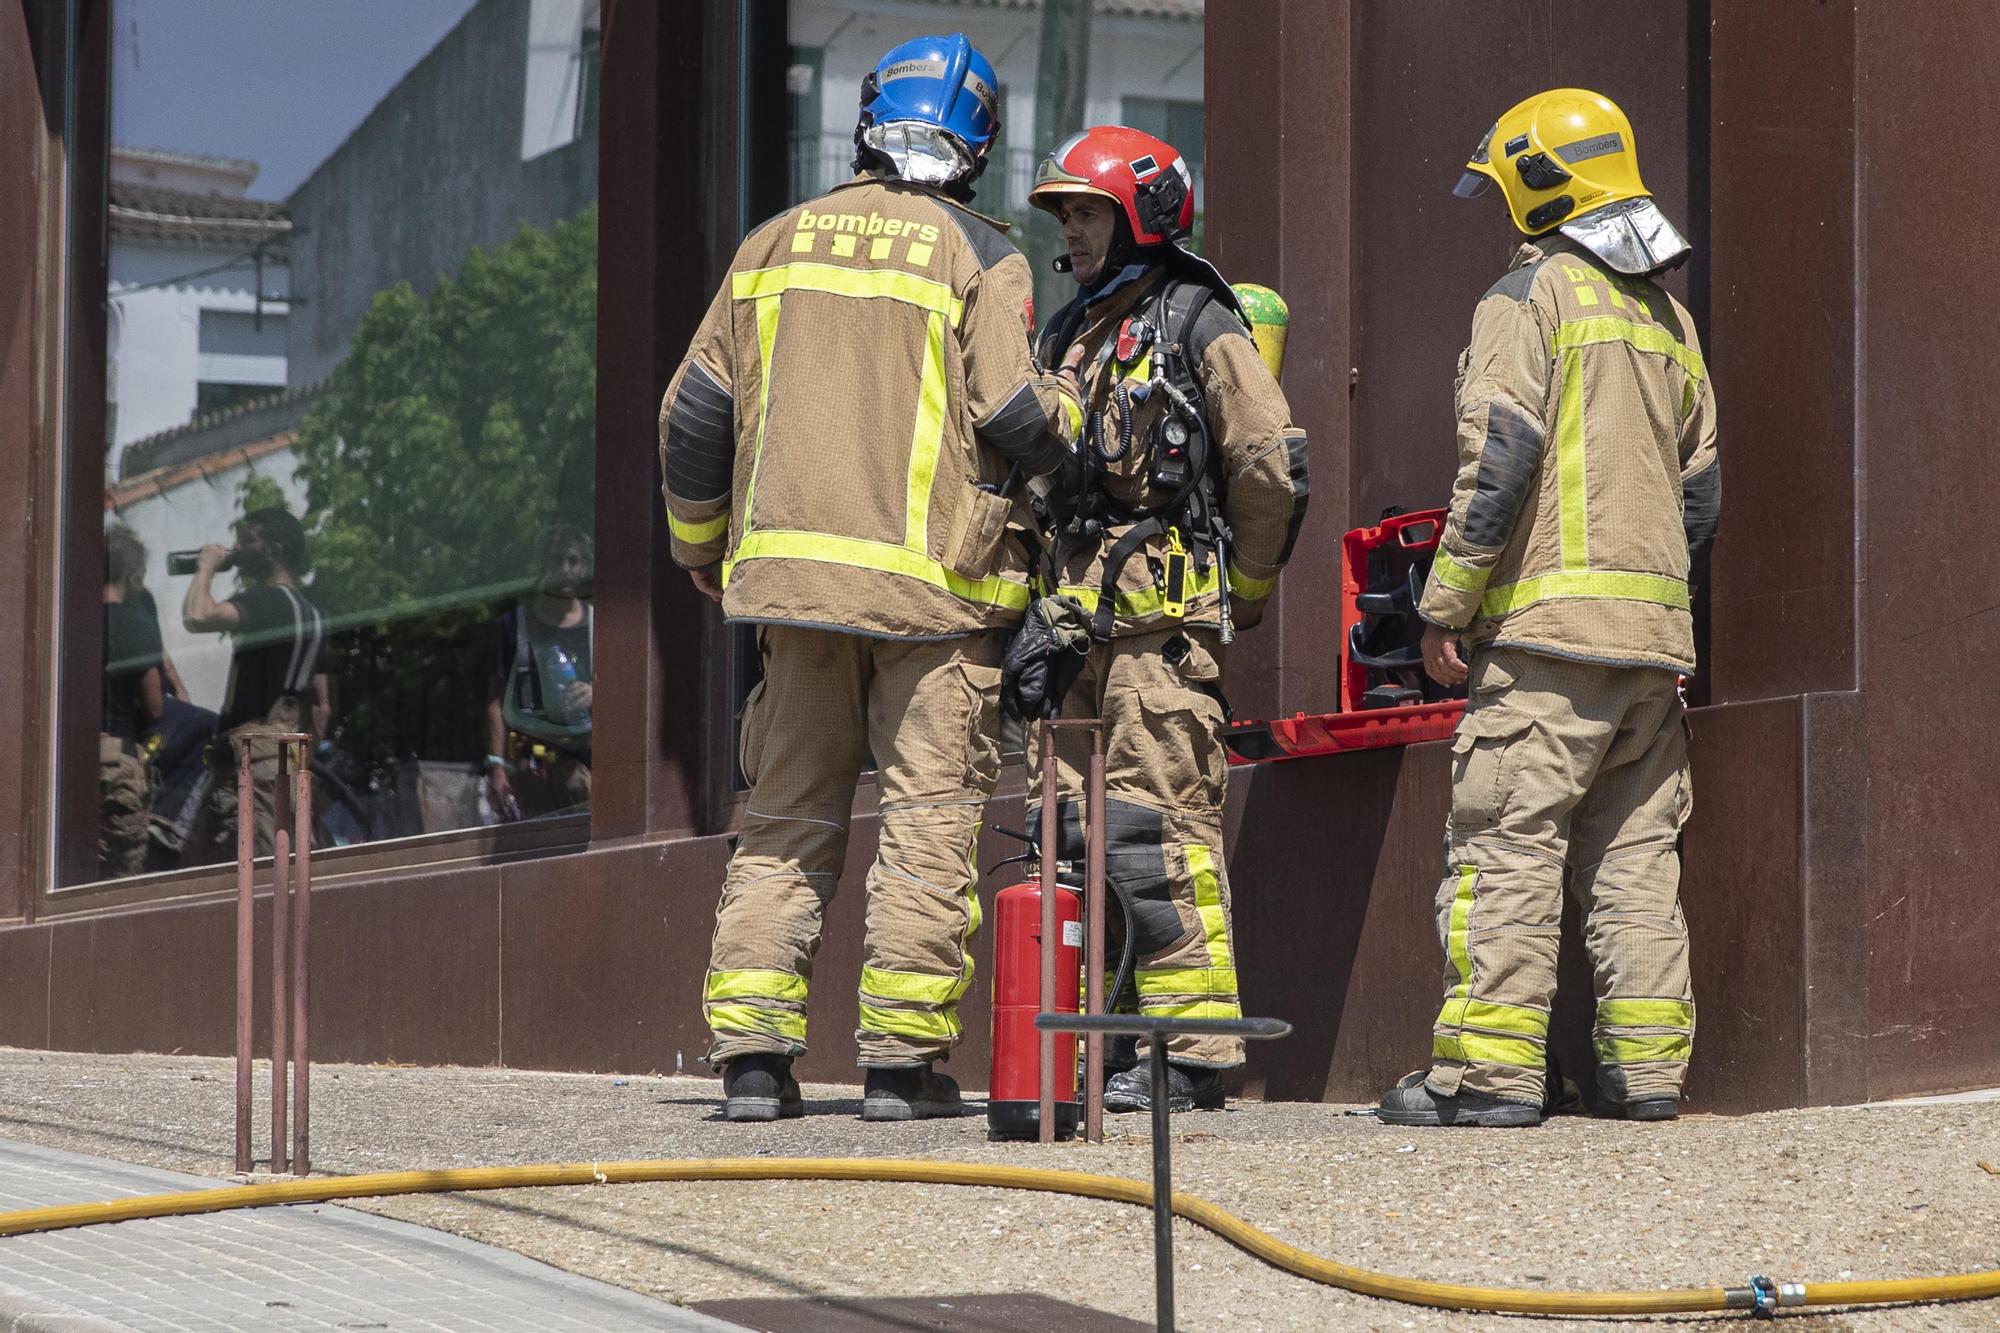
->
xmin=1726 ymin=1275 xmax=1805 ymax=1316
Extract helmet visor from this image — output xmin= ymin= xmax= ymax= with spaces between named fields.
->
xmin=1453 ymin=170 xmax=1493 ymax=200
xmin=1455 ymin=122 xmax=1497 ymax=198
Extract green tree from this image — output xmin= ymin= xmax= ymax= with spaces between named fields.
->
xmin=296 ymin=207 xmax=597 ymax=621
xmin=236 ymin=471 xmax=286 ymax=522
xmin=293 ymin=208 xmax=597 ymax=764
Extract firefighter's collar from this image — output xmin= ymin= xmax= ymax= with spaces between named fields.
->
xmin=831 ymin=173 xmax=1012 ymax=231
xmin=1080 ymin=260 xmax=1164 ymax=310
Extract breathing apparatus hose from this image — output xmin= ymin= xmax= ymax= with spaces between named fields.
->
xmin=0 ymin=1156 xmax=1993 ymax=1317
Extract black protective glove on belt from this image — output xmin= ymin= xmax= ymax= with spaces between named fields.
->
xmin=1000 ymin=594 xmax=1093 ymax=721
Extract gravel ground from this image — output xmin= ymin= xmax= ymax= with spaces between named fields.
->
xmin=1 ymin=1048 xmax=1996 ymax=1331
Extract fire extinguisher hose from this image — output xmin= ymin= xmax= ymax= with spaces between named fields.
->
xmin=1 ymin=1155 xmax=1992 ymax=1316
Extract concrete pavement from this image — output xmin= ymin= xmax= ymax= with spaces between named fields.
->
xmin=0 ymin=1138 xmax=745 ymax=1333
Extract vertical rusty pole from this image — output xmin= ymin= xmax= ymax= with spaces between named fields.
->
xmin=234 ymin=739 xmax=254 ymax=1175
xmin=290 ymin=742 xmax=312 ymax=1177
xmin=1084 ymin=723 xmax=1107 ymax=1144
xmin=1037 ymin=723 xmax=1059 ymax=1144
xmin=269 ymin=741 xmax=291 ymax=1176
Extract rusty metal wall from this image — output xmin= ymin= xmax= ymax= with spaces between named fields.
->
xmin=1855 ymin=1 xmax=2000 ymax=1099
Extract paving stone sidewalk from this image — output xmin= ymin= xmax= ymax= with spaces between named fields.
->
xmin=0 ymin=1138 xmax=745 ymax=1333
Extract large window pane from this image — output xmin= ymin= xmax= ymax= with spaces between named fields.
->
xmin=81 ymin=0 xmax=600 ymax=884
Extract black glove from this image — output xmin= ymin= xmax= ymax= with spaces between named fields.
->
xmin=1000 ymin=595 xmax=1093 ymax=721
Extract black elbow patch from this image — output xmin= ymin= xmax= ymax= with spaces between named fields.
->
xmin=1463 ymin=403 xmax=1544 ymax=548
xmin=975 ymin=381 xmax=1063 ymax=474
xmin=1683 ymin=463 xmax=1721 ymax=555
xmin=1275 ymin=429 xmax=1311 ymax=564
xmin=664 ymin=363 xmax=735 ymax=503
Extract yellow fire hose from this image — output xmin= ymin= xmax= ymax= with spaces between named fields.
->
xmin=0 ymin=1156 xmax=1993 ymax=1317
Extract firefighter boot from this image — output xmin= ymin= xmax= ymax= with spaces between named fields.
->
xmin=862 ymin=1062 xmax=963 ymax=1122
xmin=1620 ymin=1096 xmax=1679 ymax=1122
xmin=722 ymin=1055 xmax=803 ymax=1123
xmin=1103 ymin=1060 xmax=1226 ymax=1113
xmin=1376 ymin=1071 xmax=1542 ymax=1128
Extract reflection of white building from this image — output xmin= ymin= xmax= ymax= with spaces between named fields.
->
xmin=787 ymin=0 xmax=1206 ymax=218
xmin=107 ymin=147 xmax=290 ymax=479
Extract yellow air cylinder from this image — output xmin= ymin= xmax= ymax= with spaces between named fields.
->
xmin=1231 ymin=282 xmax=1290 ymax=383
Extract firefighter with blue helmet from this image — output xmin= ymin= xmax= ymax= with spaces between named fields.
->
xmin=661 ymin=33 xmax=1082 ymax=1123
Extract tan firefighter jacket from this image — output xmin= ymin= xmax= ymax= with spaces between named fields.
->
xmin=1418 ymin=235 xmax=1721 ymax=673
xmin=659 ymin=175 xmax=1083 ymax=639
xmin=1037 ymin=267 xmax=1309 ymax=637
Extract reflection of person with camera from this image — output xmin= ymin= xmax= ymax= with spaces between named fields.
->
xmin=180 ymin=507 xmax=330 ymax=860
xmin=485 ymin=523 xmax=592 ymax=820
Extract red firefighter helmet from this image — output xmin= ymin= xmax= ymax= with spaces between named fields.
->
xmin=1029 ymin=125 xmax=1195 ymax=246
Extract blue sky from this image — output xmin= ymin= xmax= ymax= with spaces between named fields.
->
xmin=111 ymin=0 xmax=482 ymax=200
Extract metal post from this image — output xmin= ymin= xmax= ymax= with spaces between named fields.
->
xmin=233 ymin=740 xmax=254 ymax=1175
xmin=270 ymin=741 xmax=290 ymax=1176
xmin=1084 ymin=726 xmax=1106 ymax=1144
xmin=1149 ymin=1039 xmax=1175 ymax=1332
xmin=1037 ymin=723 xmax=1059 ymax=1144
xmin=290 ymin=743 xmax=312 ymax=1177
xmin=1036 ymin=1014 xmax=1291 ymax=1333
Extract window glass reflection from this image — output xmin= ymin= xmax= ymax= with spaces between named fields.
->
xmin=84 ymin=0 xmax=600 ymax=883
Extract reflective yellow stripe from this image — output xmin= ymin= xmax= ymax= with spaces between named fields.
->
xmin=1555 ymin=346 xmax=1588 ymax=569
xmin=1554 ymin=315 xmax=1707 ymax=382
xmin=860 ymin=966 xmax=967 ymax=1006
xmin=1433 ymin=1031 xmax=1542 ymax=1068
xmin=704 ymin=969 xmax=808 ymax=1004
xmin=1480 ymin=569 xmax=1690 ymax=618
xmin=1597 ymin=998 xmax=1695 ymax=1029
xmin=859 ymin=1003 xmax=960 ymax=1042
xmin=1184 ymin=844 xmax=1233 ymax=971
xmin=1059 ymin=562 xmax=1223 ymax=619
xmin=669 ymin=510 xmax=728 ymax=545
xmin=1437 ymin=997 xmax=1548 ymax=1037
xmin=724 ymin=529 xmax=1032 ymax=609
xmin=1136 ymin=966 xmax=1239 ymax=998
xmin=740 ymin=293 xmax=783 ymax=533
xmin=1445 ymin=865 xmax=1476 ymax=1000
xmin=1595 ymin=1034 xmax=1693 ymax=1065
xmin=706 ymin=1002 xmax=807 ymax=1042
xmin=904 ymin=310 xmax=948 ymax=551
xmin=1139 ymin=998 xmax=1244 ymax=1021
xmin=1431 ymin=546 xmax=1490 ymax=594
xmin=732 ymin=262 xmax=964 ymax=326
xmin=1059 ymin=393 xmax=1083 ymax=439
xmin=1226 ymin=563 xmax=1275 ymax=601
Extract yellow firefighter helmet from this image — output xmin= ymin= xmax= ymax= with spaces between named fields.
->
xmin=1454 ymin=88 xmax=1649 ymax=236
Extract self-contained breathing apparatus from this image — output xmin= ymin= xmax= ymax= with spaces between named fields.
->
xmin=1028 ymin=264 xmax=1250 ymax=650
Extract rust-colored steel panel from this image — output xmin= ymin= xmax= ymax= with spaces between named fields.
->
xmin=0 ymin=924 xmax=52 ymax=1047
xmin=498 ymin=837 xmax=733 ymax=1074
xmin=48 ymin=898 xmax=241 ymax=1055
xmin=1800 ymin=691 xmax=1869 ymax=1107
xmin=1205 ymin=0 xmax=1348 ymax=720
xmin=1707 ymin=2 xmax=1859 ymax=704
xmin=1856 ymin=5 xmax=2000 ymax=1102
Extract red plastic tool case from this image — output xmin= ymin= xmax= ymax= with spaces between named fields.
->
xmin=1224 ymin=508 xmax=1465 ymax=763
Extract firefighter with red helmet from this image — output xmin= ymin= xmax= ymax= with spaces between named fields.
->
xmin=1018 ymin=126 xmax=1309 ymax=1113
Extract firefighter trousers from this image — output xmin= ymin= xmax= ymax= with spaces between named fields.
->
xmin=1426 ymin=647 xmax=1695 ymax=1106
xmin=704 ymin=626 xmax=1003 ymax=1069
xmin=1028 ymin=626 xmax=1244 ymax=1068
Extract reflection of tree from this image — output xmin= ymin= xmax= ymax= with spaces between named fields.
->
xmin=293 ymin=208 xmax=597 ymax=769
xmin=297 ymin=207 xmax=597 ymax=620
xmin=1029 ymin=0 xmax=1093 ymax=329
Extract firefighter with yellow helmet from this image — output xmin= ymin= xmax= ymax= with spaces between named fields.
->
xmin=1019 ymin=126 xmax=1309 ymax=1114
xmin=1378 ymin=90 xmax=1720 ymax=1128
xmin=660 ymin=34 xmax=1082 ymax=1123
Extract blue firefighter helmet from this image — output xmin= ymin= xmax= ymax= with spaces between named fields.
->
xmin=853 ymin=33 xmax=1002 ymax=189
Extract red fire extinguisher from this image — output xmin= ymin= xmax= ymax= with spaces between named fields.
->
xmin=987 ymin=878 xmax=1082 ymax=1141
